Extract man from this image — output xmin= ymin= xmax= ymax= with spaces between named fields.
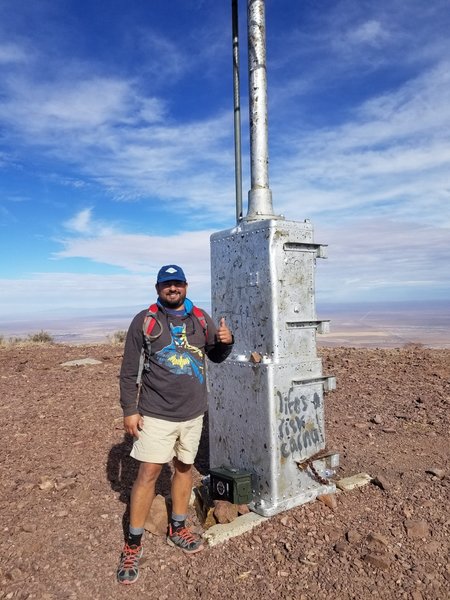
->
xmin=117 ymin=264 xmax=233 ymax=585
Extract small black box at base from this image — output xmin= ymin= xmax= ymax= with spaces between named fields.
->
xmin=209 ymin=467 xmax=253 ymax=505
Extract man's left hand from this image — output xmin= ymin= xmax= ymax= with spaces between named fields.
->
xmin=216 ymin=317 xmax=233 ymax=344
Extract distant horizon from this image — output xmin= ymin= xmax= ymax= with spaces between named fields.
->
xmin=1 ymin=298 xmax=448 ymax=349
xmin=2 ymin=297 xmax=448 ymax=321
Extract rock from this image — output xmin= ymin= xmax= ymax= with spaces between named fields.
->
xmin=421 ymin=499 xmax=433 ymax=509
xmin=273 ymin=548 xmax=284 ymax=562
xmin=249 ymin=351 xmax=262 ymax=363
xmin=371 ymin=415 xmax=383 ymax=424
xmin=38 ymin=476 xmax=54 ymax=491
xmin=346 ymin=529 xmax=362 ymax=544
xmin=55 ymin=477 xmax=77 ymax=491
xmin=382 ymin=427 xmax=396 ymax=433
xmin=62 ymin=470 xmax=78 ymax=478
xmin=6 ymin=567 xmax=22 ymax=581
xmin=213 ymin=500 xmax=238 ymax=524
xmin=425 ymin=467 xmax=446 ymax=479
xmin=203 ymin=512 xmax=267 ymax=546
xmin=144 ymin=495 xmax=168 ymax=536
xmin=404 ymin=519 xmax=430 ymax=538
xmin=424 ymin=541 xmax=440 ymax=554
xmin=237 ymin=504 xmax=250 ymax=515
xmin=371 ymin=475 xmax=391 ymax=491
xmin=317 ymin=493 xmax=338 ymax=510
xmin=203 ymin=507 xmax=217 ymax=530
xmin=366 ymin=532 xmax=389 ymax=551
xmin=336 ymin=473 xmax=372 ymax=491
xmin=60 ymin=358 xmax=102 ymax=366
xmin=21 ymin=523 xmax=37 ymax=533
xmin=402 ymin=506 xmax=414 ymax=519
xmin=363 ymin=552 xmax=391 ymax=570
xmin=334 ymin=541 xmax=348 ymax=554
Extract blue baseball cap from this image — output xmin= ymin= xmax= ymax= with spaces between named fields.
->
xmin=156 ymin=264 xmax=187 ymax=284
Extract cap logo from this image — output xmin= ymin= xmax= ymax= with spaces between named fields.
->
xmin=166 ymin=267 xmax=177 ymax=274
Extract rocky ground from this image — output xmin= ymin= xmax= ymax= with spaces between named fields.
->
xmin=0 ymin=343 xmax=448 ymax=600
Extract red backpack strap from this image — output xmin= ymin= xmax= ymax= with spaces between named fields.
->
xmin=192 ymin=305 xmax=208 ymax=341
xmin=143 ymin=303 xmax=159 ymax=338
xmin=137 ymin=304 xmax=162 ymax=386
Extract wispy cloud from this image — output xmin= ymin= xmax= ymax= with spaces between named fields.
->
xmin=63 ymin=208 xmax=95 ymax=234
xmin=346 ymin=20 xmax=387 ymax=46
xmin=273 ymin=61 xmax=450 ymax=227
xmin=0 ymin=267 xmax=212 ymax=317
xmin=0 ymin=57 xmax=235 ymax=218
xmin=0 ymin=273 xmax=158 ymax=315
xmin=55 ymin=212 xmax=213 ymax=274
xmin=0 ymin=75 xmax=166 ymax=133
xmin=316 ymin=218 xmax=450 ymax=302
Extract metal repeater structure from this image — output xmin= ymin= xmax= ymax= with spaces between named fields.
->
xmin=208 ymin=0 xmax=337 ymax=517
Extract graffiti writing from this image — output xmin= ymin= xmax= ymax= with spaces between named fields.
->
xmin=277 ymin=388 xmax=323 ymax=458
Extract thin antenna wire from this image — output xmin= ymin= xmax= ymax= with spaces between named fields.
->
xmin=232 ymin=0 xmax=243 ymax=223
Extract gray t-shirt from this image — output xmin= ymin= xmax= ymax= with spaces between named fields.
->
xmin=119 ymin=305 xmax=233 ymax=422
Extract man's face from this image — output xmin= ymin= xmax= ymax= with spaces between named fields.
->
xmin=156 ymin=280 xmax=188 ymax=309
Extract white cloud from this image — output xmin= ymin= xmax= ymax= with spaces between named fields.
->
xmin=54 ymin=227 xmax=213 ymax=274
xmin=316 ymin=219 xmax=450 ymax=302
xmin=0 ymin=63 xmax=234 ymax=218
xmin=63 ymin=208 xmax=94 ymax=234
xmin=0 ymin=267 xmax=213 ymax=318
xmin=0 ymin=76 xmax=166 ymax=134
xmin=1 ymin=216 xmax=447 ymax=318
xmin=272 ymin=61 xmax=450 ymax=227
xmin=347 ymin=20 xmax=387 ymax=46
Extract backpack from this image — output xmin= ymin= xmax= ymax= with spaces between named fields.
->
xmin=136 ymin=303 xmax=208 ymax=385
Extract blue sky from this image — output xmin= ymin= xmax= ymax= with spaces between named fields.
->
xmin=1 ymin=0 xmax=449 ymax=318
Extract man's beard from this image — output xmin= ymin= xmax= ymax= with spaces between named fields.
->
xmin=159 ymin=294 xmax=185 ymax=309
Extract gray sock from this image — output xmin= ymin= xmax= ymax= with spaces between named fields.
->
xmin=171 ymin=513 xmax=187 ymax=530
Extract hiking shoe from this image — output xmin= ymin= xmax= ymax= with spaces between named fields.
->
xmin=167 ymin=525 xmax=204 ymax=554
xmin=117 ymin=543 xmax=143 ymax=585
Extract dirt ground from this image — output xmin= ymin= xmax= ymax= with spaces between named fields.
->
xmin=0 ymin=343 xmax=448 ymax=600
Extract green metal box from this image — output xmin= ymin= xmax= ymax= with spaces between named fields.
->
xmin=209 ymin=467 xmax=253 ymax=505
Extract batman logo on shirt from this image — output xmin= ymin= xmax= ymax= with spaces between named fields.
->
xmin=155 ymin=323 xmax=204 ymax=383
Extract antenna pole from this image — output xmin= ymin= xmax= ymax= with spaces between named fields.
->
xmin=246 ymin=0 xmax=274 ymax=219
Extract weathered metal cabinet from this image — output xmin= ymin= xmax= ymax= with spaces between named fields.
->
xmin=208 ymin=218 xmax=336 ymax=516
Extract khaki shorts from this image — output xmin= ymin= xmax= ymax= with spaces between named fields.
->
xmin=130 ymin=414 xmax=204 ymax=465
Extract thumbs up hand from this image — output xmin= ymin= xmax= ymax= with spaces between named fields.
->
xmin=216 ymin=316 xmax=233 ymax=344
